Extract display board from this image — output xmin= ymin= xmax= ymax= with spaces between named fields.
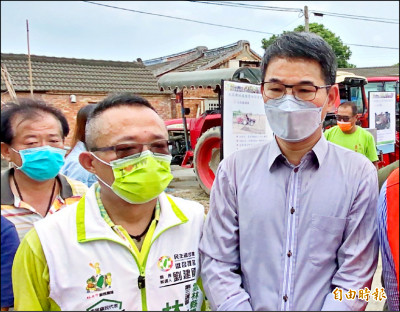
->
xmin=368 ymin=91 xmax=396 ymax=154
xmin=222 ymin=80 xmax=273 ymax=159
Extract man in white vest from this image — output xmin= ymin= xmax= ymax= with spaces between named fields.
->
xmin=12 ymin=93 xmax=205 ymax=311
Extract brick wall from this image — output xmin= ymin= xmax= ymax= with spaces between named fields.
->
xmin=173 ymin=88 xmax=218 ymax=119
xmin=1 ymin=92 xmax=172 ymax=147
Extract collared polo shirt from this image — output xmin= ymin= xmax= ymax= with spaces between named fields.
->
xmin=1 ymin=168 xmax=88 ymax=240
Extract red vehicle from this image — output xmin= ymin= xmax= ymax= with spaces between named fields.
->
xmin=160 ymin=67 xmax=261 ymax=194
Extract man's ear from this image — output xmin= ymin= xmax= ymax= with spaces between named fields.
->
xmin=327 ymin=84 xmax=339 ymax=111
xmin=1 ymin=142 xmax=12 ymax=162
xmin=79 ymin=151 xmax=96 ymax=174
xmin=261 ymin=83 xmax=268 ymax=104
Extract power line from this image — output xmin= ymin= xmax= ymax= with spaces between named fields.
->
xmin=310 ymin=10 xmax=398 ymax=24
xmin=345 ymin=43 xmax=399 ymax=50
xmin=82 ymin=1 xmax=275 ymax=35
xmin=192 ymin=1 xmax=399 ymax=24
xmin=83 ymin=1 xmax=399 ymax=50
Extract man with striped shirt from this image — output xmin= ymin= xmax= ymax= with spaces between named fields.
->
xmin=1 ymin=98 xmax=87 ymax=241
xmin=377 ymin=167 xmax=399 ymax=311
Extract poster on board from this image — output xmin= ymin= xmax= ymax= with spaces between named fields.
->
xmin=222 ymin=80 xmax=273 ymax=159
xmin=368 ymin=91 xmax=396 ymax=154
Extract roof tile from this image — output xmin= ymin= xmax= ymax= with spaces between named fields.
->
xmin=1 ymin=53 xmax=169 ymax=94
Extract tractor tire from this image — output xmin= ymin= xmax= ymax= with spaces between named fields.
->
xmin=194 ymin=126 xmax=221 ymax=195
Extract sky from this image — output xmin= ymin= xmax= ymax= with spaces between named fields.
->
xmin=1 ymin=1 xmax=399 ymax=68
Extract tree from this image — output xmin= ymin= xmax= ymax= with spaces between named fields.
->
xmin=261 ymin=23 xmax=355 ymax=68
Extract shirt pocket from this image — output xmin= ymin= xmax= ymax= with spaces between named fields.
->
xmin=308 ymin=214 xmax=347 ymax=267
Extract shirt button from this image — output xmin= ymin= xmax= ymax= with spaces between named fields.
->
xmin=294 ymin=167 xmax=299 ymax=173
xmin=283 ymin=295 xmax=288 ymax=302
xmin=287 ymin=250 xmax=292 ymax=257
xmin=290 ymin=207 xmax=295 ymax=214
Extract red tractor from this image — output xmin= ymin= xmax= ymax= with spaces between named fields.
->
xmin=159 ymin=67 xmax=261 ymax=194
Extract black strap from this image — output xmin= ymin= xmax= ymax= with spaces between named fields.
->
xmin=129 ymin=208 xmax=156 ymax=242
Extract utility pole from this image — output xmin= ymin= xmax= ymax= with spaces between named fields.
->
xmin=26 ymin=19 xmax=34 ymax=98
xmin=304 ymin=6 xmax=309 ymax=32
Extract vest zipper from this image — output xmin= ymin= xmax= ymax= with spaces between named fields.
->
xmin=138 ymin=220 xmax=186 ymax=311
xmin=138 ymin=275 xmax=145 ymax=289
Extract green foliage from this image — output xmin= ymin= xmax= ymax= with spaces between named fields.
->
xmin=261 ymin=23 xmax=356 ymax=68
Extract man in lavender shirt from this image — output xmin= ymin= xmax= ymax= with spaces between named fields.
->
xmin=199 ymin=32 xmax=379 ymax=311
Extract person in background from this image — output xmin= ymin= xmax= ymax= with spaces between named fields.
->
xmin=378 ymin=160 xmax=399 ymax=191
xmin=324 ymin=101 xmax=379 ymax=169
xmin=12 ymin=93 xmax=205 ymax=311
xmin=377 ymin=167 xmax=399 ymax=311
xmin=1 ymin=215 xmax=20 ymax=311
xmin=377 ymin=159 xmax=399 ymax=311
xmin=199 ymin=32 xmax=378 ymax=311
xmin=1 ymin=98 xmax=88 ymax=241
xmin=60 ymin=104 xmax=97 ymax=187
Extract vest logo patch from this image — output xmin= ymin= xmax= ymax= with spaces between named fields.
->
xmin=158 ymin=256 xmax=174 ymax=272
xmin=159 ymin=251 xmax=197 ymax=288
xmin=86 ymin=262 xmax=113 ymax=293
xmin=86 ymin=299 xmax=123 ymax=311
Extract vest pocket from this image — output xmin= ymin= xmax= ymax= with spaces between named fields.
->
xmin=308 ymin=214 xmax=347 ymax=266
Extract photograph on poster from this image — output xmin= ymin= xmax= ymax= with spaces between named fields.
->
xmin=374 ymin=112 xmax=391 ymax=130
xmin=232 ymin=111 xmax=266 ymax=134
xmin=368 ymin=91 xmax=396 ymax=153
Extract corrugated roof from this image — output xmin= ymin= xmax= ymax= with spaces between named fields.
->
xmin=158 ymin=67 xmax=262 ymax=91
xmin=1 ymin=53 xmax=167 ymax=94
xmin=337 ymin=66 xmax=399 ymax=78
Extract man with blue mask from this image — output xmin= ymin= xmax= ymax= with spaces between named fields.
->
xmin=1 ymin=98 xmax=88 ymax=241
xmin=12 ymin=93 xmax=205 ymax=311
xmin=200 ymin=32 xmax=379 ymax=311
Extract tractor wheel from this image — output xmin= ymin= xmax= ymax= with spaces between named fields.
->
xmin=194 ymin=126 xmax=221 ymax=195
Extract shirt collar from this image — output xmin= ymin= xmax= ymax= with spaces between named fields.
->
xmin=267 ymin=136 xmax=284 ymax=170
xmin=95 ymin=182 xmax=161 ymax=228
xmin=1 ymin=168 xmax=74 ymax=205
xmin=267 ymin=133 xmax=328 ymax=171
xmin=311 ymin=134 xmax=328 ymax=168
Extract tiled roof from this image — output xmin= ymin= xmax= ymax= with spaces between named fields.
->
xmin=144 ymin=40 xmax=261 ymax=76
xmin=1 ymin=53 xmax=167 ymax=94
xmin=338 ymin=66 xmax=399 ymax=78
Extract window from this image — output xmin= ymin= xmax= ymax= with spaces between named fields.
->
xmin=204 ymin=99 xmax=219 ymax=111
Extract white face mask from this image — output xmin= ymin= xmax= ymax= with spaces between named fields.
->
xmin=264 ymin=95 xmax=328 ymax=142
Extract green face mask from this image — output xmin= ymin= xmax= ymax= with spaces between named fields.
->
xmin=92 ymin=150 xmax=173 ymax=204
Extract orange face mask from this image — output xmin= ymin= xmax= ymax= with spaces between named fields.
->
xmin=337 ymin=121 xmax=353 ymax=132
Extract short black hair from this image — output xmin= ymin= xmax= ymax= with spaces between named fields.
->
xmin=90 ymin=92 xmax=156 ymax=120
xmin=338 ymin=101 xmax=358 ymax=116
xmin=85 ymin=93 xmax=157 ymax=149
xmin=261 ymin=31 xmax=337 ymax=85
xmin=1 ymin=98 xmax=70 ymax=145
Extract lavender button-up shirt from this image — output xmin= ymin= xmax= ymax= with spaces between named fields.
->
xmin=199 ymin=135 xmax=379 ymax=311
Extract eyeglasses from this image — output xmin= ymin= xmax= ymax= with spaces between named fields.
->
xmin=261 ymin=82 xmax=331 ymax=101
xmin=90 ymin=139 xmax=170 ymax=159
xmin=335 ymin=115 xmax=354 ymax=122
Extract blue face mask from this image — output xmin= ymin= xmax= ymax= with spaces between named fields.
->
xmin=11 ymin=146 xmax=66 ymax=181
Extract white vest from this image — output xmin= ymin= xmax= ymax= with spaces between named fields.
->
xmin=35 ymin=188 xmax=204 ymax=311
